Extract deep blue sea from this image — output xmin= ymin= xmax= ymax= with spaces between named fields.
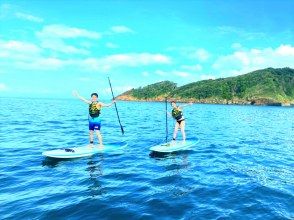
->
xmin=0 ymin=97 xmax=293 ymax=219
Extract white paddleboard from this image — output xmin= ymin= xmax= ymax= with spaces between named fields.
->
xmin=43 ymin=143 xmax=127 ymax=159
xmin=149 ymin=138 xmax=199 ymax=153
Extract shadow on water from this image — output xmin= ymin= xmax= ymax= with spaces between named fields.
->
xmin=41 ymin=157 xmax=73 ymax=167
xmin=149 ymin=151 xmax=176 ymax=159
xmin=149 ymin=150 xmax=191 ymax=175
xmin=149 ymin=149 xmax=192 ymax=159
xmin=41 ymin=156 xmax=93 ymax=167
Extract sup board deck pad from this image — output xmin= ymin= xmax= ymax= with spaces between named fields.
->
xmin=149 ymin=138 xmax=199 ymax=153
xmin=43 ymin=143 xmax=127 ymax=158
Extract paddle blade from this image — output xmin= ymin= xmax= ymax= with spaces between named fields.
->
xmin=120 ymin=125 xmax=125 ymax=135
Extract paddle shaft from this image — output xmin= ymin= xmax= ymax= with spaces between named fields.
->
xmin=108 ymin=77 xmax=124 ymax=135
xmin=165 ymin=97 xmax=168 ymax=143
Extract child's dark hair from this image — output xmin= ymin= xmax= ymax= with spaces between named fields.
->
xmin=91 ymin=93 xmax=98 ymax=98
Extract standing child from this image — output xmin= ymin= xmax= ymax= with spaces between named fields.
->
xmin=72 ymin=90 xmax=115 ymax=148
xmin=169 ymin=101 xmax=193 ymax=141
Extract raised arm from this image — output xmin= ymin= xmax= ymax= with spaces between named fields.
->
xmin=100 ymin=100 xmax=116 ymax=107
xmin=178 ymin=102 xmax=193 ymax=109
xmin=166 ymin=111 xmax=172 ymax=117
xmin=72 ymin=90 xmax=91 ymax=104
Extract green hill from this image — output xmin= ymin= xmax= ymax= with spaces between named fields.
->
xmin=117 ymin=68 xmax=294 ymax=105
xmin=117 ymin=81 xmax=177 ymax=101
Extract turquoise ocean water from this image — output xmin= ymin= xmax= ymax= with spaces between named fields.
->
xmin=0 ymin=97 xmax=293 ymax=219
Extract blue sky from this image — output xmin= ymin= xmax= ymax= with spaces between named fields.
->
xmin=0 ymin=0 xmax=293 ymax=98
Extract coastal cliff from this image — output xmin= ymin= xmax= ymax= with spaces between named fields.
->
xmin=116 ymin=68 xmax=294 ymax=106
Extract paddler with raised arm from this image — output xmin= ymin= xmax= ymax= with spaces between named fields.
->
xmin=169 ymin=101 xmax=193 ymax=141
xmin=72 ymin=90 xmax=115 ymax=148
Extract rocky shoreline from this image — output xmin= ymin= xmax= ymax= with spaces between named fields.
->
xmin=116 ymin=95 xmax=294 ymax=107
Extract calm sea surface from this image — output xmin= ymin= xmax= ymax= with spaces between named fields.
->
xmin=0 ymin=97 xmax=293 ymax=219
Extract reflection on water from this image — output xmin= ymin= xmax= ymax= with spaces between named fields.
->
xmin=86 ymin=154 xmax=105 ymax=198
xmin=1 ymin=98 xmax=293 ymax=219
xmin=150 ymin=151 xmax=193 ymax=199
xmin=42 ymin=157 xmax=74 ymax=168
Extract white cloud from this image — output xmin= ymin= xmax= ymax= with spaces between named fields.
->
xmin=110 ymin=26 xmax=134 ymax=34
xmin=0 ymin=83 xmax=8 ymax=91
xmin=217 ymin=26 xmax=244 ymax=35
xmin=0 ymin=38 xmax=170 ymax=71
xmin=40 ymin=38 xmax=89 ymax=55
xmin=106 ymin=42 xmax=119 ymax=49
xmin=276 ymin=45 xmax=294 ymax=56
xmin=0 ymin=39 xmax=69 ymax=70
xmin=181 ymin=64 xmax=202 ymax=72
xmin=213 ymin=44 xmax=294 ymax=76
xmin=155 ymin=70 xmax=167 ymax=76
xmin=16 ymin=58 xmax=65 ymax=70
xmin=231 ymin=43 xmax=243 ymax=50
xmin=37 ymin=24 xmax=101 ymax=39
xmin=0 ymin=40 xmax=40 ymax=53
xmin=168 ymin=47 xmax=210 ymax=62
xmin=191 ymin=48 xmax=210 ymax=61
xmin=155 ymin=70 xmax=190 ymax=78
xmin=173 ymin=71 xmax=190 ymax=77
xmin=105 ymin=53 xmax=170 ymax=65
xmin=0 ymin=4 xmax=43 ymax=23
xmin=216 ymin=26 xmax=266 ymax=40
xmin=15 ymin=12 xmax=43 ymax=23
xmin=142 ymin=71 xmax=149 ymax=77
xmin=0 ymin=40 xmax=41 ymax=60
xmin=36 ymin=25 xmax=98 ymax=55
xmin=81 ymin=53 xmax=171 ymax=72
xmin=81 ymin=58 xmax=105 ymax=71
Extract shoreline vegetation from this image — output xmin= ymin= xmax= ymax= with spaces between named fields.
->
xmin=116 ymin=67 xmax=294 ymax=106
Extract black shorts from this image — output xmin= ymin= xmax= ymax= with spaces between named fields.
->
xmin=176 ymin=119 xmax=185 ymax=125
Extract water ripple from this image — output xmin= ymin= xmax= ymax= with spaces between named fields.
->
xmin=0 ymin=98 xmax=293 ymax=219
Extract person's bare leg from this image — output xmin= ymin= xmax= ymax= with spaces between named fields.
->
xmin=180 ymin=120 xmax=186 ymax=141
xmin=173 ymin=122 xmax=180 ymax=141
xmin=89 ymin=130 xmax=94 ymax=147
xmin=95 ymin=130 xmax=103 ymax=148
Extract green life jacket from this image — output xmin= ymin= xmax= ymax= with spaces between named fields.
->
xmin=172 ymin=108 xmax=183 ymax=120
xmin=89 ymin=102 xmax=101 ymax=118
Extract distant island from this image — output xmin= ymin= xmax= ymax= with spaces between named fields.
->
xmin=116 ymin=67 xmax=294 ymax=106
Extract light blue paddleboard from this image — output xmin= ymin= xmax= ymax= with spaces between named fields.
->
xmin=42 ymin=143 xmax=127 ymax=159
xmin=149 ymin=138 xmax=199 ymax=153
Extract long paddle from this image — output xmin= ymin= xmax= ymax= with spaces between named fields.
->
xmin=165 ymin=97 xmax=168 ymax=143
xmin=108 ymin=77 xmax=124 ymax=135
